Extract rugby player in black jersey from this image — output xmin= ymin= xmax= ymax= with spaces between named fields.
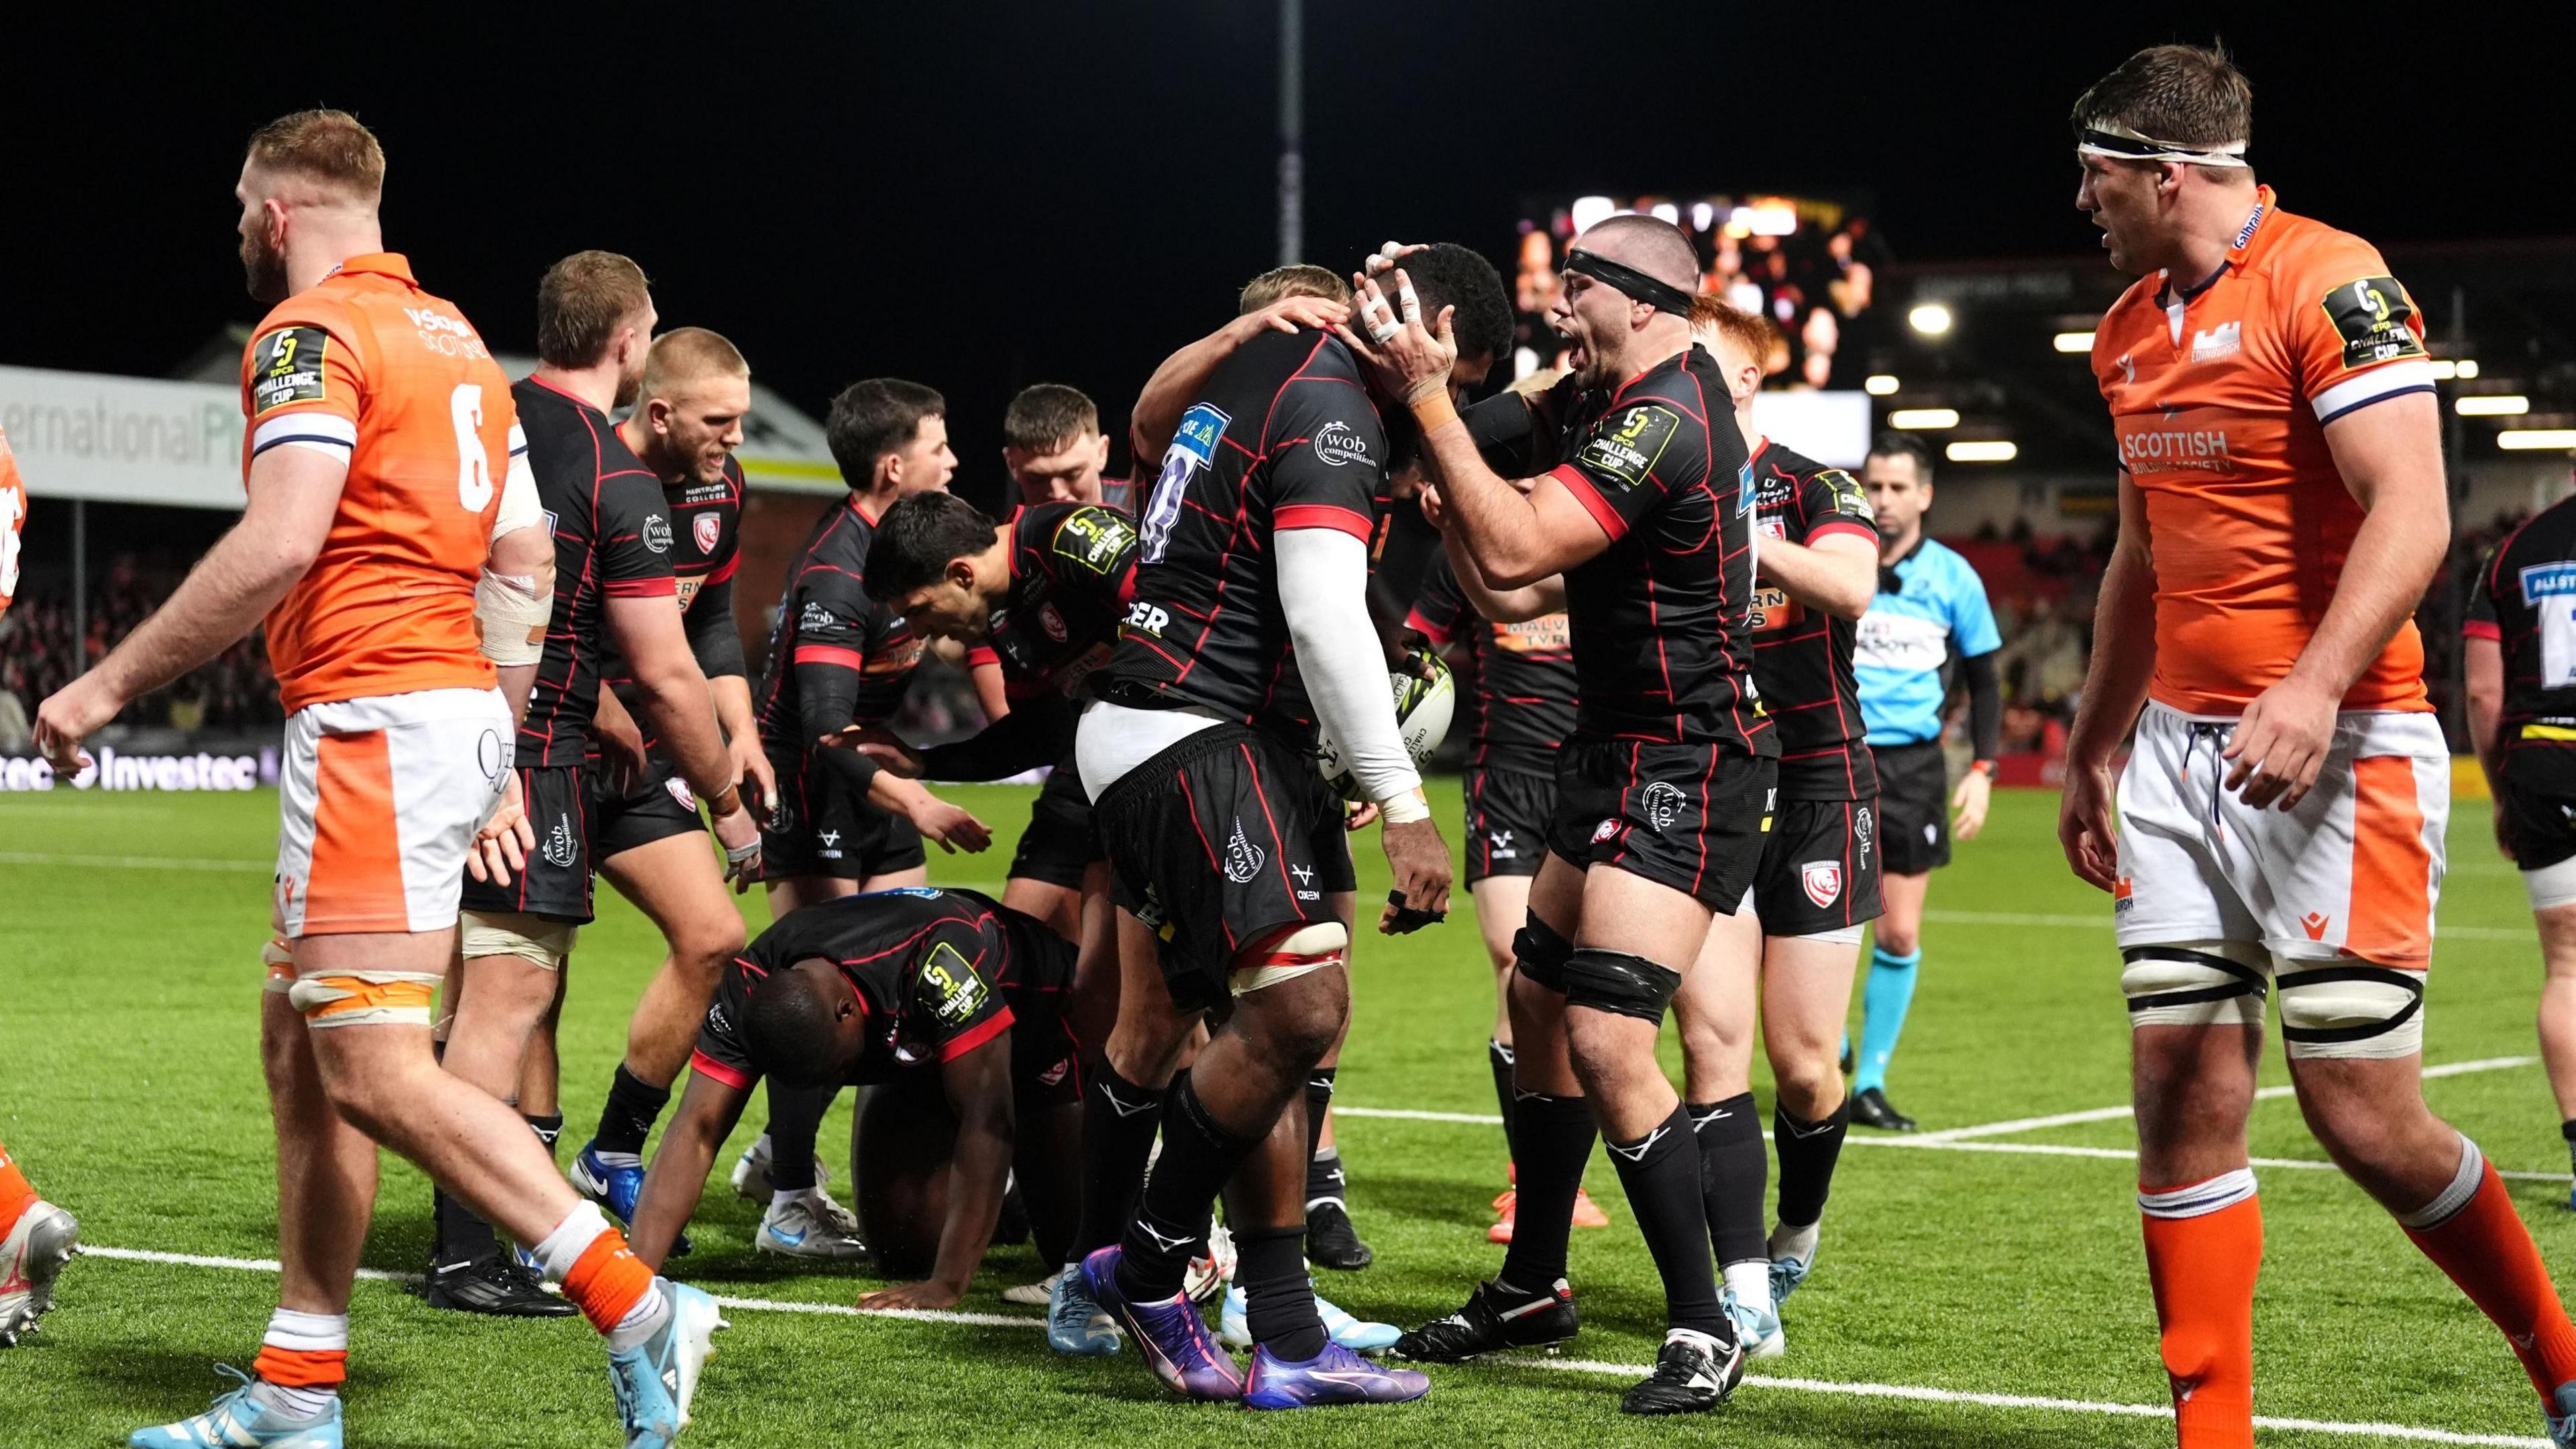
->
xmin=536 ymin=329 xmax=866 ymax=1265
xmin=623 ymin=888 xmax=1083 ymax=1310
xmin=1348 ymin=216 xmax=1768 ymax=1413
xmin=1071 ymin=243 xmax=1508 ymax=1409
xmin=2467 ymin=494 xmax=2576 ymax=1195
xmin=1403 ymin=547 xmax=1611 ymax=1243
xmin=957 ymin=385 xmax=1118 ymax=940
xmin=754 ymin=378 xmax=989 ymax=916
xmin=1666 ymin=299 xmax=1882 ymax=1362
xmin=439 ymin=253 xmax=761 ymax=1314
xmin=856 ymin=488 xmax=1404 ymax=1361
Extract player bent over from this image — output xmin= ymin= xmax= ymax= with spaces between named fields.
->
xmin=2056 ymin=47 xmax=2576 ymax=1447
xmin=36 ymin=112 xmax=719 ymax=1449
xmin=2467 ymin=497 xmax=2576 ymax=1204
xmin=625 ymin=889 xmax=1080 ymax=1305
xmin=1357 ymin=216 xmax=1768 ymax=1413
xmin=1669 ymin=300 xmax=1883 ymax=1360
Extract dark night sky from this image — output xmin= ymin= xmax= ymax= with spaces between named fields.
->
xmin=7 ymin=4 xmax=2571 ymax=504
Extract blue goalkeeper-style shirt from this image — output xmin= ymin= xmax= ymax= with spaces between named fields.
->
xmin=1854 ymin=537 xmax=2000 ymax=747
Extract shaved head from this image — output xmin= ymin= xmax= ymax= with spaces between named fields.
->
xmin=1576 ymin=215 xmax=1699 ymax=293
xmin=641 ymin=326 xmax=749 ymax=402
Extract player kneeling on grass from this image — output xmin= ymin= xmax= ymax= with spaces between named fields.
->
xmin=624 ymin=888 xmax=1081 ymax=1308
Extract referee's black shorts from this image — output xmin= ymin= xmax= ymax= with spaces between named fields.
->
xmin=1874 ymin=740 xmax=1951 ymax=875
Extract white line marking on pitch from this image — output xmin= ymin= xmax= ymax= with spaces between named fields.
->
xmin=1911 ymin=1056 xmax=2536 ymax=1143
xmin=72 ymin=1244 xmax=2546 ymax=1446
xmin=0 ymin=851 xmax=272 ymax=873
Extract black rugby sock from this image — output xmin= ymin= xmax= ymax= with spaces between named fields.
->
xmin=1497 ymin=1091 xmax=1595 ymax=1293
xmin=1117 ymin=1075 xmax=1257 ymax=1303
xmin=524 ymin=1112 xmax=565 ymax=1161
xmin=1489 ymin=1039 xmax=1517 ymax=1162
xmin=1688 ymin=1094 xmax=1768 ymax=1270
xmin=1235 ymin=1226 xmax=1328 ymax=1360
xmin=763 ymin=1083 xmax=835 ymax=1195
xmin=592 ymin=1065 xmax=671 ymax=1157
xmin=1075 ymin=1063 xmax=1166 ymax=1255
xmin=1774 ymin=1097 xmax=1852 ymax=1232
xmin=1607 ymin=1104 xmax=1729 ymax=1340
xmin=433 ymin=1187 xmax=499 ymax=1264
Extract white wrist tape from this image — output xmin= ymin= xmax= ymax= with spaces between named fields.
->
xmin=1381 ymin=788 xmax=1430 ymax=825
xmin=476 ymin=570 xmax=552 ymax=666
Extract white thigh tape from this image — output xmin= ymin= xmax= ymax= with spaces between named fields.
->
xmin=2526 ymin=855 xmax=2576 ymax=912
xmin=460 ymin=911 xmax=578 ymax=971
xmin=2120 ymin=942 xmax=2269 ymax=1030
xmin=2275 ymin=963 xmax=2424 ymax=1059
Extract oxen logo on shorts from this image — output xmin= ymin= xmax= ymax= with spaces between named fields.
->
xmin=542 ymin=812 xmax=578 ymax=869
xmin=665 ymin=776 xmax=696 ymax=810
xmin=1801 ymin=861 xmax=1843 ymax=908
xmin=694 ymin=513 xmax=722 ymax=554
xmin=1224 ymin=818 xmax=1266 ymax=884
xmin=1642 ymin=782 xmax=1686 ymax=832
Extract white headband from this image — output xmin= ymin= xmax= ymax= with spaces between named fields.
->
xmin=2076 ymin=121 xmax=2249 ymax=168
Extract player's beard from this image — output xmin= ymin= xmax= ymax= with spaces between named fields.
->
xmin=612 ymin=358 xmax=647 ymax=411
xmin=240 ymin=227 xmax=288 ymax=303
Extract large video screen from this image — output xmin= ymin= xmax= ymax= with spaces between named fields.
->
xmin=1510 ymin=192 xmax=1884 ymax=392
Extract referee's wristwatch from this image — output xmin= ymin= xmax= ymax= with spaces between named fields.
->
xmin=1968 ymin=759 xmax=1998 ymax=779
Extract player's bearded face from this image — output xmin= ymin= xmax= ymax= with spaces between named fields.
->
xmin=238 ymin=205 xmax=287 ymax=303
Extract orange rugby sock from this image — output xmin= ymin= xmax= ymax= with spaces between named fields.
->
xmin=561 ymin=1227 xmax=657 ymax=1337
xmin=250 ymin=1344 xmax=347 ymax=1389
xmin=2139 ymin=1173 xmax=2262 ymax=1449
xmin=2404 ymin=1145 xmax=2576 ymax=1399
xmin=0 ymin=1137 xmax=36 ymax=1236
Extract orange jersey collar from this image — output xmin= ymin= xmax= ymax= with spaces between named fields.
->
xmin=329 ymin=252 xmax=417 ymax=286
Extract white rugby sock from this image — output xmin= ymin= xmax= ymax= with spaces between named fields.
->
xmin=1768 ymin=1220 xmax=1821 ymax=1266
xmin=1723 ymin=1259 xmax=1773 ymax=1316
xmin=607 ymin=1281 xmax=672 ymax=1353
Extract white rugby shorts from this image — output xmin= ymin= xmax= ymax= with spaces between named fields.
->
xmin=2115 ymin=701 xmax=2447 ymax=968
xmin=274 ymin=687 xmax=511 ymax=939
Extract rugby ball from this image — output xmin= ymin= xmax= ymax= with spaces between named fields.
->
xmin=1318 ymin=649 xmax=1456 ymax=802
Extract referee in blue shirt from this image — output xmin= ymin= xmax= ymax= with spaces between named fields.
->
xmin=1845 ymin=433 xmax=2002 ymax=1131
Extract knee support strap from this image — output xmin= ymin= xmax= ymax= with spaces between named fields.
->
xmin=2276 ymin=963 xmax=2424 ymax=1059
xmin=1559 ymin=947 xmax=1683 ymax=1024
xmin=288 ymin=971 xmax=444 ymax=1027
xmin=460 ymin=910 xmax=577 ymax=971
xmin=2120 ymin=942 xmax=2269 ymax=1030
xmin=1511 ymin=917 xmax=1576 ymax=994
xmin=1232 ymin=920 xmax=1348 ymax=996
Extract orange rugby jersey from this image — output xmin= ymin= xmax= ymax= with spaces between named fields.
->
xmin=240 ymin=254 xmax=519 ymax=711
xmin=0 ymin=425 xmax=24 ymax=619
xmin=2091 ymin=187 xmax=2436 ymax=715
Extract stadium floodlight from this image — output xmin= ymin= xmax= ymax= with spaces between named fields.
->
xmin=2053 ymin=331 xmax=2096 ymax=354
xmin=2457 ymin=394 xmax=2529 ymax=417
xmin=1908 ymin=303 xmax=1953 ymax=336
xmin=1570 ymin=195 xmax=1617 ymax=233
xmin=1864 ymin=374 xmax=1900 ymax=396
xmin=2498 ymin=429 xmax=2576 ymax=451
xmin=1945 ymin=440 xmax=2018 ymax=462
xmin=1888 ymin=407 xmax=1960 ymax=430
xmin=1691 ymin=201 xmax=1715 ymax=232
xmin=1650 ymin=202 xmax=1680 ymax=225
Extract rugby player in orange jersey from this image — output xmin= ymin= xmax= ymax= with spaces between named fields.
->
xmin=2053 ymin=47 xmax=2576 ymax=1448
xmin=0 ymin=427 xmax=80 ymax=1351
xmin=32 ymin=111 xmax=720 ymax=1449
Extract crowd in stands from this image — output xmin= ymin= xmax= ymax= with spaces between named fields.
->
xmin=0 ymin=555 xmax=282 ymax=751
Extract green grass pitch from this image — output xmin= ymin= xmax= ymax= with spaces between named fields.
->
xmin=0 ymin=782 xmax=2566 ymax=1446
